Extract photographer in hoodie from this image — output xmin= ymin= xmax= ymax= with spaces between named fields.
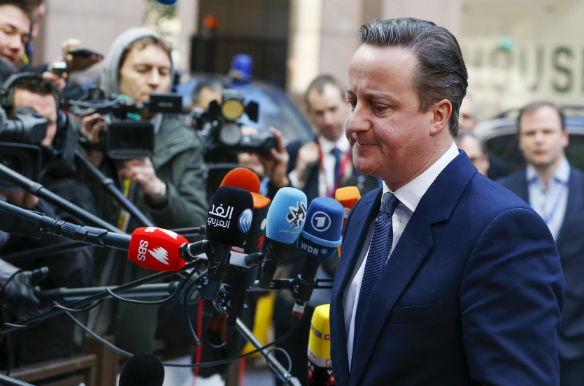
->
xmin=76 ymin=28 xmax=207 ymax=354
xmin=0 ymin=73 xmax=95 ymax=366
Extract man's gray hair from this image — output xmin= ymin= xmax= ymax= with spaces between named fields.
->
xmin=359 ymin=18 xmax=468 ymax=137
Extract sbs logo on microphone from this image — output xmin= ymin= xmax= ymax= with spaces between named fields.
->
xmin=238 ymin=209 xmax=253 ymax=233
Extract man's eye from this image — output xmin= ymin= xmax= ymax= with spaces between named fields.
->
xmin=373 ymin=105 xmax=388 ymax=113
xmin=348 ymin=100 xmax=356 ymax=110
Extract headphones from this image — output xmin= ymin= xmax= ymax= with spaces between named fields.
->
xmin=0 ymin=72 xmax=69 ymax=153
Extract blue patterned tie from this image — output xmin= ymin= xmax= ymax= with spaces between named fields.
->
xmin=331 ymin=147 xmax=342 ymax=184
xmin=353 ymin=192 xmax=399 ymax=343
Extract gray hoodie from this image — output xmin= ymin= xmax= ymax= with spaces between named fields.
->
xmin=100 ymin=27 xmax=173 ymax=97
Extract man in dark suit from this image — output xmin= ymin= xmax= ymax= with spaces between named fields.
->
xmin=331 ymin=18 xmax=564 ymax=386
xmin=497 ymin=101 xmax=584 ymax=386
xmin=274 ymin=75 xmax=381 ymax=386
xmin=287 ymin=74 xmax=380 ymax=204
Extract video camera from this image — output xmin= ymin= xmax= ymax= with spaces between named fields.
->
xmin=192 ymin=89 xmax=277 ymax=164
xmin=0 ymin=106 xmax=48 ymax=189
xmin=69 ymin=89 xmax=182 ymax=160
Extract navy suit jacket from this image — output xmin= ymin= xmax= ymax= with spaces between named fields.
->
xmin=330 ymin=152 xmax=565 ymax=386
xmin=498 ymin=167 xmax=584 ymax=383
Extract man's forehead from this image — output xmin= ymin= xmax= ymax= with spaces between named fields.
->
xmin=307 ymin=84 xmax=344 ymax=108
xmin=0 ymin=4 xmax=31 ymax=29
xmin=14 ymin=89 xmax=56 ymax=110
xmin=348 ymin=45 xmax=416 ymax=94
xmin=521 ymin=106 xmax=563 ymax=130
xmin=127 ymin=45 xmax=171 ymax=66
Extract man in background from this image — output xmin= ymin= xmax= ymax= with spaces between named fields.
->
xmin=0 ymin=73 xmax=95 ymax=366
xmin=497 ymin=101 xmax=584 ymax=386
xmin=457 ymin=93 xmax=510 ymax=179
xmin=455 ymin=130 xmax=490 ymax=176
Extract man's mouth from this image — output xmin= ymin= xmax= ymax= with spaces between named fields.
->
xmin=1 ymin=54 xmax=14 ymax=64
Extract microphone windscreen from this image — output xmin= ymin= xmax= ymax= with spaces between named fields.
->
xmin=297 ymin=197 xmax=344 ymax=260
xmin=335 ymin=186 xmax=361 ymax=229
xmin=207 ymin=186 xmax=254 ymax=247
xmin=308 ymin=304 xmax=332 ymax=385
xmin=220 ymin=167 xmax=260 ymax=194
xmin=128 ymin=227 xmax=188 ymax=271
xmin=119 ymin=353 xmax=164 ymax=386
xmin=266 ymin=187 xmax=307 ymax=243
xmin=220 ymin=167 xmax=271 ymax=208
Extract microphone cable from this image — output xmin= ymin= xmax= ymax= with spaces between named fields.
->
xmin=56 ymin=294 xmax=302 ymax=371
xmin=104 ymin=268 xmax=200 ymax=306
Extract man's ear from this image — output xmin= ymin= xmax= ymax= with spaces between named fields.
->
xmin=429 ymin=99 xmax=452 ymax=136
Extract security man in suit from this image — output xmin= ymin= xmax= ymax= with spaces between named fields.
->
xmin=331 ymin=18 xmax=564 ymax=386
xmin=497 ymin=101 xmax=584 ymax=386
xmin=287 ymin=74 xmax=380 ymax=203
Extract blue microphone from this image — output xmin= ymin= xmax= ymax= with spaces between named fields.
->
xmin=293 ymin=197 xmax=343 ymax=315
xmin=156 ymin=0 xmax=177 ymax=4
xmin=258 ymin=187 xmax=308 ymax=288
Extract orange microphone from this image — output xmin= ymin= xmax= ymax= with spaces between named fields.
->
xmin=220 ymin=167 xmax=271 ymax=210
xmin=335 ymin=186 xmax=361 ymax=257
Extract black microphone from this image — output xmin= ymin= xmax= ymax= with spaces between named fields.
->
xmin=202 ymin=186 xmax=254 ymax=339
xmin=293 ymin=197 xmax=344 ymax=316
xmin=119 ymin=353 xmax=164 ymax=386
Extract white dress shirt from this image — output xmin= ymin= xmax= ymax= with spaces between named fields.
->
xmin=526 ymin=157 xmax=570 ymax=241
xmin=289 ymin=135 xmax=351 ymax=197
xmin=343 ymin=142 xmax=459 ymax=369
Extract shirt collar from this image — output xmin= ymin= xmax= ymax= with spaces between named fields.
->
xmin=319 ymin=134 xmax=350 ymax=155
xmin=382 ymin=141 xmax=459 ymax=212
xmin=526 ymin=157 xmax=570 ymax=186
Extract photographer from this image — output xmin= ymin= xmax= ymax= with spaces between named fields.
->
xmin=191 ymin=76 xmax=290 ymax=199
xmin=79 ymin=27 xmax=206 ymax=230
xmin=76 ymin=27 xmax=207 ymax=354
xmin=0 ymin=73 xmax=95 ymax=366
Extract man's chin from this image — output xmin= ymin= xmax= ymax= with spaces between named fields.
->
xmin=353 ymin=158 xmax=377 ymax=177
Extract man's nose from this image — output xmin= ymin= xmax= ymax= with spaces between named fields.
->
xmin=148 ymin=70 xmax=161 ymax=87
xmin=324 ymin=111 xmax=336 ymax=126
xmin=346 ymin=103 xmax=368 ymax=134
xmin=8 ymin=35 xmax=22 ymax=52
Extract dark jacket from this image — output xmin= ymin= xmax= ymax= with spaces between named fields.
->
xmin=0 ymin=123 xmax=96 ymax=366
xmin=497 ymin=167 xmax=584 ymax=386
xmin=79 ymin=114 xmax=207 ymax=354
xmin=331 ymin=152 xmax=563 ymax=386
xmin=87 ymin=115 xmax=207 ymax=231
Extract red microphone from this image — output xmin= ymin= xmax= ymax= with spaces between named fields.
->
xmin=128 ymin=227 xmax=189 ymax=272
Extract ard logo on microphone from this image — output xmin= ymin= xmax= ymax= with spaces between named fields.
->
xmin=311 ymin=211 xmax=332 ymax=232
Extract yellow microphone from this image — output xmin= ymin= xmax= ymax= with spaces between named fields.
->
xmin=308 ymin=304 xmax=334 ymax=386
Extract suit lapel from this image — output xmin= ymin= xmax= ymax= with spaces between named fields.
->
xmin=349 ymin=152 xmax=477 ymax=386
xmin=331 ymin=188 xmax=381 ymax=386
xmin=556 ymin=167 xmax=582 ymax=246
